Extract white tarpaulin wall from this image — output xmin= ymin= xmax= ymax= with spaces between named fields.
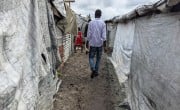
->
xmin=53 ymin=0 xmax=66 ymax=17
xmin=111 ymin=12 xmax=180 ymax=110
xmin=106 ymin=23 xmax=117 ymax=48
xmin=128 ymin=13 xmax=180 ymax=110
xmin=110 ymin=22 xmax=135 ymax=83
xmin=0 ymin=0 xmax=59 ymax=109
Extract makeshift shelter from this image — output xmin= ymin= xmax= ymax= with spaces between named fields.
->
xmin=0 ymin=0 xmax=76 ymax=109
xmin=106 ymin=0 xmax=180 ymax=110
xmin=76 ymin=14 xmax=90 ymax=37
xmin=52 ymin=0 xmax=78 ymax=62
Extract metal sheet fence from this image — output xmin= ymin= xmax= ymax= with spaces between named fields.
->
xmin=57 ymin=34 xmax=73 ymax=63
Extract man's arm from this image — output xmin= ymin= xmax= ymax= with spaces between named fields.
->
xmin=86 ymin=41 xmax=89 ymax=49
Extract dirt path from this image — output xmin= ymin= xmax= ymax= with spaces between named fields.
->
xmin=53 ymin=51 xmax=114 ymax=110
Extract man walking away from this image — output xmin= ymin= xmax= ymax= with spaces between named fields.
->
xmin=86 ymin=9 xmax=107 ymax=79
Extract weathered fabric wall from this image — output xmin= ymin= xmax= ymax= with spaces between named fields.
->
xmin=107 ymin=0 xmax=180 ymax=109
xmin=129 ymin=12 xmax=180 ymax=110
xmin=110 ymin=21 xmax=135 ymax=83
xmin=53 ymin=0 xmax=66 ymax=17
xmin=110 ymin=12 xmax=180 ymax=110
xmin=0 ymin=0 xmax=59 ymax=109
xmin=76 ymin=14 xmax=89 ymax=35
xmin=106 ymin=23 xmax=117 ymax=48
xmin=65 ymin=4 xmax=78 ymax=36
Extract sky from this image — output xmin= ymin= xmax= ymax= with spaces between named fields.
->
xmin=71 ymin=0 xmax=158 ymax=20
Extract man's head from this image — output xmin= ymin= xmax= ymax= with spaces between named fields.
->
xmin=95 ymin=9 xmax=101 ymax=18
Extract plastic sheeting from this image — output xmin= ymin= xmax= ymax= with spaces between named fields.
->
xmin=106 ymin=0 xmax=180 ymax=23
xmin=110 ymin=22 xmax=135 ymax=83
xmin=167 ymin=0 xmax=180 ymax=6
xmin=128 ymin=13 xmax=180 ymax=110
xmin=110 ymin=12 xmax=180 ymax=110
xmin=106 ymin=23 xmax=117 ymax=48
xmin=53 ymin=0 xmax=66 ymax=17
xmin=0 ymin=0 xmax=59 ymax=109
xmin=106 ymin=0 xmax=180 ymax=109
xmin=76 ymin=14 xmax=89 ymax=34
xmin=109 ymin=4 xmax=180 ymax=109
xmin=65 ymin=4 xmax=78 ymax=36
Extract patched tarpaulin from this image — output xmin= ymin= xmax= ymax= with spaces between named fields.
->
xmin=65 ymin=4 xmax=78 ymax=36
xmin=0 ymin=0 xmax=59 ymax=109
xmin=107 ymin=0 xmax=180 ymax=109
xmin=167 ymin=0 xmax=180 ymax=6
xmin=128 ymin=13 xmax=180 ymax=110
xmin=107 ymin=0 xmax=180 ymax=23
xmin=110 ymin=12 xmax=180 ymax=110
xmin=53 ymin=0 xmax=66 ymax=17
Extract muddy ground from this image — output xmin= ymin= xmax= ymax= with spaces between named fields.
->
xmin=53 ymin=50 xmax=126 ymax=110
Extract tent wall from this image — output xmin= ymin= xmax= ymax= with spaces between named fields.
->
xmin=129 ymin=13 xmax=180 ymax=110
xmin=53 ymin=0 xmax=66 ymax=17
xmin=106 ymin=0 xmax=180 ymax=24
xmin=110 ymin=21 xmax=135 ymax=83
xmin=106 ymin=23 xmax=117 ymax=48
xmin=65 ymin=4 xmax=78 ymax=36
xmin=0 ymin=0 xmax=59 ymax=109
xmin=110 ymin=12 xmax=180 ymax=110
xmin=52 ymin=0 xmax=78 ymax=64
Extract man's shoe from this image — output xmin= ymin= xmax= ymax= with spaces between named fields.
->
xmin=91 ymin=72 xmax=95 ymax=79
xmin=91 ymin=70 xmax=96 ymax=79
xmin=91 ymin=70 xmax=99 ymax=79
xmin=94 ymin=73 xmax=99 ymax=77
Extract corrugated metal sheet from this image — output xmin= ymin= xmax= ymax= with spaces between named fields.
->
xmin=57 ymin=34 xmax=73 ymax=63
xmin=63 ymin=34 xmax=72 ymax=62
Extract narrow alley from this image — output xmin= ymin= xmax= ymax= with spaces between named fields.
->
xmin=53 ymin=51 xmax=126 ymax=110
xmin=1 ymin=0 xmax=179 ymax=110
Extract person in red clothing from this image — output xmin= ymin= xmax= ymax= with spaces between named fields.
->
xmin=74 ymin=27 xmax=83 ymax=53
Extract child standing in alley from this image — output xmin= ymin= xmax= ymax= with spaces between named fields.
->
xmin=74 ymin=27 xmax=83 ymax=53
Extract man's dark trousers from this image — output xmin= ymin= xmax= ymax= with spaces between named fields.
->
xmin=89 ymin=46 xmax=103 ymax=74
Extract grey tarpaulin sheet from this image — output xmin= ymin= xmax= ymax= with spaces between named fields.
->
xmin=0 ymin=0 xmax=59 ymax=109
xmin=65 ymin=4 xmax=78 ymax=36
xmin=76 ymin=14 xmax=89 ymax=34
xmin=167 ymin=0 xmax=180 ymax=6
xmin=107 ymin=0 xmax=180 ymax=23
xmin=128 ymin=13 xmax=180 ymax=110
xmin=110 ymin=21 xmax=135 ymax=83
xmin=53 ymin=0 xmax=66 ymax=17
xmin=107 ymin=0 xmax=180 ymax=109
xmin=106 ymin=23 xmax=117 ymax=48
